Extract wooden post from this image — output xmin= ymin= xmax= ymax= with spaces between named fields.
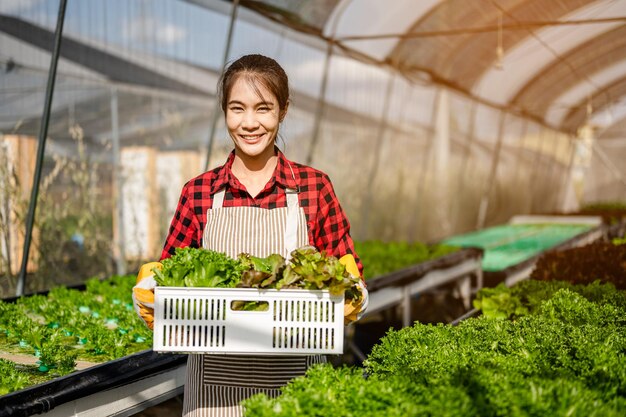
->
xmin=156 ymin=150 xmax=203 ymax=242
xmin=117 ymin=147 xmax=160 ymax=261
xmin=0 ymin=135 xmax=38 ymax=275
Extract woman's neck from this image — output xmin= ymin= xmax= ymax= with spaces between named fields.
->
xmin=231 ymin=149 xmax=278 ymax=198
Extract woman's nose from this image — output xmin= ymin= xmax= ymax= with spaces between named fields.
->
xmin=242 ymin=111 xmax=259 ymax=129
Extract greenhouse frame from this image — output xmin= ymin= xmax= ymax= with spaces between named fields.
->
xmin=1 ymin=1 xmax=625 ymax=416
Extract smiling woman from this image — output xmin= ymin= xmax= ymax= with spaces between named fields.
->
xmin=141 ymin=54 xmax=368 ymax=417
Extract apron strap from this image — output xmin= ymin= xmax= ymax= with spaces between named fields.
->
xmin=213 ymin=189 xmax=225 ymax=209
xmin=284 ymin=188 xmax=299 ymax=258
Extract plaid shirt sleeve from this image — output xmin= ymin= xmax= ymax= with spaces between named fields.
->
xmin=309 ymin=172 xmax=363 ymax=276
xmin=160 ymin=180 xmax=203 ymax=260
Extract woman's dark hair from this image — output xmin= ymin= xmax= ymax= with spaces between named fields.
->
xmin=218 ymin=54 xmax=290 ymax=118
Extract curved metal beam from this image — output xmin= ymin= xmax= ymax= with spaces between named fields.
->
xmin=560 ymin=76 xmax=626 ymax=132
xmin=388 ymin=0 xmax=595 ymax=93
xmin=511 ymin=25 xmax=626 ymax=121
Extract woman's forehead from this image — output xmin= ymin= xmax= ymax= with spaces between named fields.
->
xmin=228 ymin=75 xmax=277 ymax=104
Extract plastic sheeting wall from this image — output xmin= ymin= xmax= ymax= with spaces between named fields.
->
xmin=0 ymin=0 xmax=616 ymax=296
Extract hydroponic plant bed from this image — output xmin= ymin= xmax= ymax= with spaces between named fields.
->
xmin=353 ymin=242 xmax=483 ymax=320
xmin=441 ymin=221 xmax=603 ymax=286
xmin=354 ymin=241 xmax=461 ymax=281
xmin=0 ymin=275 xmax=186 ymax=417
xmin=347 ymin=242 xmax=483 ymax=362
xmin=549 ymin=201 xmax=626 ymax=239
xmin=531 ymin=240 xmax=626 ymax=289
xmin=241 ymin=279 xmax=626 ymax=416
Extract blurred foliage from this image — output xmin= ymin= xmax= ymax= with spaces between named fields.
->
xmin=1 ymin=126 xmax=115 ymax=297
xmin=579 ymin=201 xmax=626 ymax=225
xmin=530 ymin=241 xmax=626 ymax=289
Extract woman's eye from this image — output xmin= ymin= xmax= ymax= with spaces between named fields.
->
xmin=229 ymin=106 xmax=243 ymax=112
xmin=258 ymin=107 xmax=270 ymax=112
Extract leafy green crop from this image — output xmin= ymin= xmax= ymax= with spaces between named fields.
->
xmin=243 ymin=282 xmax=626 ymax=416
xmin=243 ymin=364 xmax=478 ymax=417
xmin=530 ymin=241 xmax=626 ymax=289
xmin=238 ymin=253 xmax=286 ymax=288
xmin=0 ymin=275 xmax=152 ymax=394
xmin=354 ymin=240 xmax=459 ymax=280
xmin=0 ymin=359 xmax=30 ymax=396
xmin=474 ymin=279 xmax=626 ymax=320
xmin=156 ymin=246 xmax=362 ymax=301
xmin=154 ymin=247 xmax=244 ymax=288
xmin=280 ymin=247 xmax=360 ymax=298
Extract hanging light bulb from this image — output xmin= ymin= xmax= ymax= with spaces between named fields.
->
xmin=495 ymin=12 xmax=504 ymax=70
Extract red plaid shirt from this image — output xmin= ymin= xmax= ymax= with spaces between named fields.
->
xmin=160 ymin=149 xmax=362 ymax=274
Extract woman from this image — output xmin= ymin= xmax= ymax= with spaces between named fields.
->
xmin=140 ymin=54 xmax=365 ymax=416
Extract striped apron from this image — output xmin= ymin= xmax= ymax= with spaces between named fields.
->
xmin=182 ymin=185 xmax=325 ymax=417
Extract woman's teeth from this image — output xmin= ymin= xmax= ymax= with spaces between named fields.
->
xmin=242 ymin=134 xmax=262 ymax=140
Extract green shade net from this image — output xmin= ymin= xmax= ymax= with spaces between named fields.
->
xmin=441 ymin=224 xmax=593 ymax=272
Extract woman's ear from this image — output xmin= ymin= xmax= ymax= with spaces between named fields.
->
xmin=279 ymin=100 xmax=290 ymax=122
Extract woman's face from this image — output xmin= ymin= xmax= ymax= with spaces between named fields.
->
xmin=226 ymin=76 xmax=285 ymax=160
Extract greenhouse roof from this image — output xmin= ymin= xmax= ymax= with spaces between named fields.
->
xmin=202 ymin=0 xmax=626 ymax=138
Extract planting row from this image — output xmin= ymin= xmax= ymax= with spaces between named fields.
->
xmin=354 ymin=241 xmax=459 ymax=280
xmin=242 ymin=240 xmax=626 ymax=416
xmin=0 ymin=275 xmax=152 ymax=394
xmin=242 ymin=279 xmax=626 ymax=416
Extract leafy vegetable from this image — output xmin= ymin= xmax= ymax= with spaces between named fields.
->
xmin=279 ymin=247 xmax=360 ymax=299
xmin=530 ymin=241 xmax=626 ymax=289
xmin=0 ymin=274 xmax=152 ymax=394
xmin=157 ymin=246 xmax=362 ymax=301
xmin=153 ymin=247 xmax=244 ymax=288
xmin=244 ymin=282 xmax=626 ymax=416
xmin=474 ymin=279 xmax=626 ymax=320
xmin=0 ymin=359 xmax=31 ymax=396
xmin=238 ymin=253 xmax=286 ymax=288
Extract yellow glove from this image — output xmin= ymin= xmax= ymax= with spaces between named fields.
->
xmin=131 ymin=261 xmax=162 ymax=330
xmin=340 ymin=254 xmax=369 ymax=325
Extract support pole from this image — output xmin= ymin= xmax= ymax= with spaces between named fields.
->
xmin=432 ymin=89 xmax=451 ymax=237
xmin=204 ymin=0 xmax=239 ymax=172
xmin=305 ymin=42 xmax=333 ymax=166
xmin=544 ymin=130 xmax=562 ymax=212
xmin=451 ymin=101 xmax=478 ymax=232
xmin=16 ymin=0 xmax=67 ymax=296
xmin=476 ymin=111 xmax=506 ymax=230
xmin=511 ymin=119 xmax=529 ymax=192
xmin=402 ymin=286 xmax=412 ymax=328
xmin=111 ymin=88 xmax=127 ymax=275
xmin=558 ymin=136 xmax=578 ymax=213
xmin=526 ymin=129 xmax=548 ymax=213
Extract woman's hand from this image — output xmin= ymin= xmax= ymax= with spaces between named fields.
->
xmin=131 ymin=261 xmax=162 ymax=330
xmin=340 ymin=254 xmax=368 ymax=325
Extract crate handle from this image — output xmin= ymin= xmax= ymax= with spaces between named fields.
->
xmin=230 ymin=300 xmax=269 ymax=312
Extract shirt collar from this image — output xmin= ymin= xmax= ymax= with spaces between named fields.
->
xmin=210 ymin=147 xmax=299 ymax=194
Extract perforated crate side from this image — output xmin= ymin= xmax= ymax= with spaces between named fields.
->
xmin=153 ymin=287 xmax=344 ymax=355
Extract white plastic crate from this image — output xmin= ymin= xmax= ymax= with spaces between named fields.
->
xmin=153 ymin=287 xmax=344 ymax=355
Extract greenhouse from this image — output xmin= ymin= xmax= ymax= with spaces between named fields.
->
xmin=0 ymin=0 xmax=625 ymax=416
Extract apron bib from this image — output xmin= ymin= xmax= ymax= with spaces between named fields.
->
xmin=182 ymin=186 xmax=325 ymax=417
